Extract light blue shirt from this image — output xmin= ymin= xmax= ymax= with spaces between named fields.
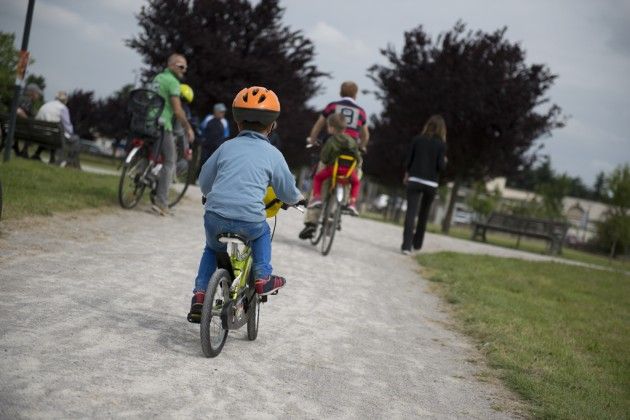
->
xmin=199 ymin=130 xmax=302 ymax=222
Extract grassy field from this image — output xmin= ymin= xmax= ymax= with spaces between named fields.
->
xmin=0 ymin=158 xmax=119 ymax=219
xmin=429 ymin=224 xmax=630 ymax=271
xmin=418 ymin=252 xmax=630 ymax=419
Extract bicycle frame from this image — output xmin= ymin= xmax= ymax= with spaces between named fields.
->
xmin=217 ymin=238 xmax=258 ymax=331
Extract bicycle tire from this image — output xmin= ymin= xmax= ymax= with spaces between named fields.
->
xmin=168 ymin=143 xmax=198 ymax=207
xmin=246 ymin=294 xmax=260 ymax=341
xmin=320 ymin=194 xmax=341 ymax=256
xmin=118 ymin=149 xmax=147 ymax=209
xmin=200 ymin=269 xmax=230 ymax=357
xmin=309 ymin=209 xmax=325 ymax=246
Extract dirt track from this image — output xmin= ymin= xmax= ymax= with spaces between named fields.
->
xmin=0 ymin=187 xmax=530 ymax=418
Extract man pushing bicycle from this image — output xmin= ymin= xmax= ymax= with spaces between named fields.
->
xmin=188 ymin=86 xmax=305 ymax=320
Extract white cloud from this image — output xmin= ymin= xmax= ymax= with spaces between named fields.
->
xmin=308 ymin=21 xmax=371 ymax=59
xmin=36 ymin=1 xmax=128 ymax=53
xmin=99 ymin=0 xmax=145 ymax=14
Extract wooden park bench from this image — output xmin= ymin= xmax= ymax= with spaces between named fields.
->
xmin=0 ymin=113 xmax=65 ymax=164
xmin=471 ymin=212 xmax=569 ymax=255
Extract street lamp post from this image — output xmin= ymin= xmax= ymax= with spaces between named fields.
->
xmin=3 ymin=0 xmax=36 ymax=162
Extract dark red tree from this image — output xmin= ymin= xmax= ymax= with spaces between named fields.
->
xmin=126 ymin=0 xmax=328 ymax=167
xmin=367 ymin=22 xmax=564 ymax=232
xmin=67 ymin=89 xmax=98 ymax=140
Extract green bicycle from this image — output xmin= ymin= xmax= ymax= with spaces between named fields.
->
xmin=196 ymin=200 xmax=304 ymax=358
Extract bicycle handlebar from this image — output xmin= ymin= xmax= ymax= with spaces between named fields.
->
xmin=201 ymin=195 xmax=306 ymax=213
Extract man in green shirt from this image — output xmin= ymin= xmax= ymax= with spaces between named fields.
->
xmin=150 ymin=53 xmax=195 ymax=215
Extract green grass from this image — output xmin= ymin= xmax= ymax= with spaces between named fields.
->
xmin=418 ymin=252 xmax=630 ymax=419
xmin=427 ymin=223 xmax=630 ymax=271
xmin=0 ymin=158 xmax=119 ymax=219
xmin=79 ymin=152 xmax=122 ymax=171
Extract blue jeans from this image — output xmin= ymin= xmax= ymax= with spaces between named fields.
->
xmin=194 ymin=211 xmax=272 ymax=293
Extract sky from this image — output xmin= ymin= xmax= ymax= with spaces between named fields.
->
xmin=1 ymin=0 xmax=629 ymax=185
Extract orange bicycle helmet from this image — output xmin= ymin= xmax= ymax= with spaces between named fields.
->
xmin=232 ymin=86 xmax=280 ymax=126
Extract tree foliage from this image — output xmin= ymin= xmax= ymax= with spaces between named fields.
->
xmin=94 ymin=84 xmax=134 ymax=141
xmin=366 ymin=22 xmax=564 ymax=188
xmin=595 ymin=164 xmax=630 ymax=257
xmin=67 ymin=89 xmax=98 ymax=140
xmin=126 ymin=0 xmax=327 ymax=166
xmin=0 ymin=32 xmax=18 ymax=114
xmin=507 ymin=156 xmax=594 ymax=200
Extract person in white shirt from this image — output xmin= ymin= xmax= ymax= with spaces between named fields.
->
xmin=35 ymin=91 xmax=79 ymax=166
xmin=36 ymin=91 xmax=73 ymax=134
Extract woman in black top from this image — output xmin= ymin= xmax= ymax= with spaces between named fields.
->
xmin=401 ymin=115 xmax=447 ymax=254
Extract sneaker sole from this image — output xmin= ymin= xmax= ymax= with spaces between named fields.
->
xmin=256 ymin=285 xmax=284 ymax=296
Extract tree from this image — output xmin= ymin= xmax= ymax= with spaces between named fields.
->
xmin=94 ymin=84 xmax=134 ymax=142
xmin=67 ymin=89 xmax=98 ymax=139
xmin=466 ymin=181 xmax=501 ymax=220
xmin=25 ymin=73 xmax=46 ymax=93
xmin=596 ymin=164 xmax=630 ymax=257
xmin=592 ymin=171 xmax=606 ymax=201
xmin=0 ymin=32 xmax=18 ymax=114
xmin=367 ymin=22 xmax=564 ymax=232
xmin=127 ymin=0 xmax=327 ymax=167
xmin=536 ymin=174 xmax=571 ymax=220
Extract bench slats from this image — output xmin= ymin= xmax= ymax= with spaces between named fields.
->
xmin=472 ymin=211 xmax=569 ymax=255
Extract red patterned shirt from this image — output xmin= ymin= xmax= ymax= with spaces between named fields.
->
xmin=321 ymin=97 xmax=367 ymax=141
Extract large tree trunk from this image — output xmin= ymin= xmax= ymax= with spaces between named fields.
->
xmin=441 ymin=179 xmax=461 ymax=234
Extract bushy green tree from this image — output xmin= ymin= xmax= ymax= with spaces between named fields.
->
xmin=0 ymin=32 xmax=18 ymax=114
xmin=467 ymin=181 xmax=501 ymax=220
xmin=596 ymin=164 xmax=630 ymax=257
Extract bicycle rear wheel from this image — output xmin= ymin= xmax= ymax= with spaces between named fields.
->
xmin=200 ymin=269 xmax=230 ymax=357
xmin=320 ymin=195 xmax=341 ymax=256
xmin=118 ymin=147 xmax=147 ymax=209
xmin=167 ymin=140 xmax=198 ymax=207
xmin=246 ymin=294 xmax=260 ymax=341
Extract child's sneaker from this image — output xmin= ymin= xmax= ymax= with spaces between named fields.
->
xmin=187 ymin=291 xmax=205 ymax=323
xmin=308 ymin=197 xmax=322 ymax=208
xmin=347 ymin=203 xmax=359 ymax=217
xmin=255 ymin=275 xmax=286 ymax=295
xmin=298 ymin=223 xmax=317 ymax=240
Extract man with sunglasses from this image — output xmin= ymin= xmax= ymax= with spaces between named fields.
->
xmin=150 ymin=53 xmax=196 ymax=215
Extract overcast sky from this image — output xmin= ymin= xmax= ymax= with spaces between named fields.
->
xmin=2 ymin=0 xmax=629 ymax=184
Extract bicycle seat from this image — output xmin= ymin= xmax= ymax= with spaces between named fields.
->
xmin=217 ymin=233 xmax=249 ymax=246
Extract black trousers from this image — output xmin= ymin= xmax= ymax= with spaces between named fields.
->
xmin=402 ymin=182 xmax=436 ymax=251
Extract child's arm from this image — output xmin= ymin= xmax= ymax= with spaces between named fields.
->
xmin=199 ymin=149 xmax=219 ymax=196
xmin=271 ymin=156 xmax=303 ymax=205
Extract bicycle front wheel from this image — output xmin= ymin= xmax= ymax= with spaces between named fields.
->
xmin=320 ymin=195 xmax=342 ymax=256
xmin=200 ymin=269 xmax=230 ymax=357
xmin=118 ymin=148 xmax=147 ymax=209
xmin=309 ymin=210 xmax=325 ymax=246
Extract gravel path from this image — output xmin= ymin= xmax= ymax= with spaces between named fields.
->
xmin=0 ymin=187 xmax=531 ymax=418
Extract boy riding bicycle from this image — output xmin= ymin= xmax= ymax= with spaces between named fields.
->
xmin=189 ymin=86 xmax=304 ymax=319
xmin=308 ymin=113 xmax=361 ymax=216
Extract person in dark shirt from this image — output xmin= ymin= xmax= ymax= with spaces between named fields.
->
xmin=401 ymin=114 xmax=447 ymax=254
xmin=14 ymin=83 xmax=42 ymax=157
xmin=199 ymin=103 xmax=230 ymax=166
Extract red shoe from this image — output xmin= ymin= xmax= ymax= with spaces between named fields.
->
xmin=187 ymin=291 xmax=205 ymax=322
xmin=255 ymin=275 xmax=286 ymax=295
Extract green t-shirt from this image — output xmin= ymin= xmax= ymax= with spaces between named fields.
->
xmin=151 ymin=69 xmax=180 ymax=132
